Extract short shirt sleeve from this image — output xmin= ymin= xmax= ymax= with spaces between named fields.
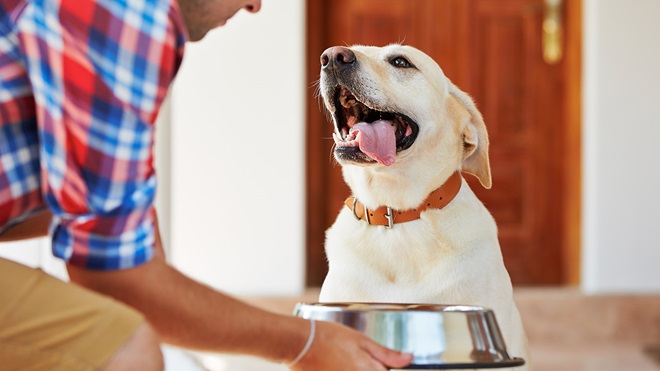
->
xmin=15 ymin=0 xmax=187 ymax=269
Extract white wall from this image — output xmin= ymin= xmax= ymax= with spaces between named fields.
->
xmin=168 ymin=1 xmax=306 ymax=296
xmin=582 ymin=0 xmax=660 ymax=293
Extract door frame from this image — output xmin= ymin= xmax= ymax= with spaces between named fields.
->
xmin=562 ymin=0 xmax=582 ymax=286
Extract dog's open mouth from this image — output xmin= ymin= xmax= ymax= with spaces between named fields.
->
xmin=331 ymin=86 xmax=419 ymax=166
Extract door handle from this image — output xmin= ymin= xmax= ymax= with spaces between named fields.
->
xmin=543 ymin=0 xmax=563 ymax=64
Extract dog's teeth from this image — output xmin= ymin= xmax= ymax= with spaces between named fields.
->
xmin=341 ymin=97 xmax=357 ymax=108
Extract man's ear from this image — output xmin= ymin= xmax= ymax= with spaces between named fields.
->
xmin=449 ymin=83 xmax=492 ymax=189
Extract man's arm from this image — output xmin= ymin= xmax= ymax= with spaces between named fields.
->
xmin=0 ymin=209 xmax=52 ymax=242
xmin=67 ymin=248 xmax=309 ymax=361
xmin=67 ymin=217 xmax=412 ymax=369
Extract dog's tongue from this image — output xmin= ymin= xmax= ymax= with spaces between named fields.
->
xmin=353 ymin=120 xmax=397 ymax=166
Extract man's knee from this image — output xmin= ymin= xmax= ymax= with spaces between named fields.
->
xmin=101 ymin=323 xmax=164 ymax=371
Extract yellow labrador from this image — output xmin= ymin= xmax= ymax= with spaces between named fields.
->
xmin=317 ymin=44 xmax=530 ymax=370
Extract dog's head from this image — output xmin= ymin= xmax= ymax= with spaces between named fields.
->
xmin=319 ymin=44 xmax=491 ymax=208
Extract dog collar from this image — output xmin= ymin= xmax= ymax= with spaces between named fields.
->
xmin=344 ymin=172 xmax=463 ymax=228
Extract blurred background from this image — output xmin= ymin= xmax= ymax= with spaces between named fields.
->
xmin=1 ymin=0 xmax=658 ymax=370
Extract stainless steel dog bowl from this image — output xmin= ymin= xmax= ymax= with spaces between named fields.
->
xmin=294 ymin=303 xmax=525 ymax=369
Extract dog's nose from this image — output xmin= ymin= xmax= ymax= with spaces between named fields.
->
xmin=321 ymin=46 xmax=356 ymax=70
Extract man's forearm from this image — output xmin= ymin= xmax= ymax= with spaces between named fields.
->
xmin=0 ymin=209 xmax=51 ymax=242
xmin=66 ymin=255 xmax=308 ymax=363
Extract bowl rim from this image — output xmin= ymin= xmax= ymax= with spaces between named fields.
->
xmin=399 ymin=357 xmax=525 ymax=369
xmin=295 ymin=302 xmax=495 ymax=313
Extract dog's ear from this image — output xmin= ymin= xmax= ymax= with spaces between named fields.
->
xmin=449 ymin=83 xmax=492 ymax=189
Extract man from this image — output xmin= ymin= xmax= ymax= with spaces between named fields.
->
xmin=0 ymin=0 xmax=413 ymax=369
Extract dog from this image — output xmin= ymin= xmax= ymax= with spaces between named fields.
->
xmin=317 ymin=44 xmax=530 ymax=370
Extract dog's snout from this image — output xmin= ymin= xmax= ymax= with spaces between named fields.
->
xmin=321 ymin=46 xmax=356 ymax=71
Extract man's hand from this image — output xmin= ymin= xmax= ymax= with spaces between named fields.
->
xmin=292 ymin=320 xmax=413 ymax=370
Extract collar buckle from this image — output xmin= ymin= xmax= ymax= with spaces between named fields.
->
xmin=384 ymin=207 xmax=394 ymax=228
xmin=351 ymin=197 xmax=371 ymax=225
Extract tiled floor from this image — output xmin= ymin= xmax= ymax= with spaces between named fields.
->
xmin=170 ymin=338 xmax=660 ymax=371
xmin=166 ymin=288 xmax=660 ymax=371
xmin=530 ymin=343 xmax=659 ymax=371
xmin=515 ymin=288 xmax=660 ymax=371
xmin=170 ymin=345 xmax=660 ymax=371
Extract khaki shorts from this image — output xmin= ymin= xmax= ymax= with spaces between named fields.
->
xmin=0 ymin=258 xmax=144 ymax=371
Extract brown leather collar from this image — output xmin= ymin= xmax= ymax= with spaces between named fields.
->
xmin=344 ymin=172 xmax=463 ymax=228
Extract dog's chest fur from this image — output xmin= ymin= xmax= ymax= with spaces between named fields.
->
xmin=320 ymin=183 xmax=511 ymax=307
xmin=319 ymin=183 xmax=529 ymax=369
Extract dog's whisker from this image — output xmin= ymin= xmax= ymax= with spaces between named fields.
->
xmin=311 ymin=81 xmax=321 ymax=97
xmin=311 ymin=79 xmax=326 ymax=114
xmin=328 ymin=142 xmax=338 ymax=165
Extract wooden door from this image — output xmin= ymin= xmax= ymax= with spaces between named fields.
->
xmin=305 ymin=0 xmax=582 ymax=286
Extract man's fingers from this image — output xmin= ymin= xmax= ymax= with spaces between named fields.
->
xmin=363 ymin=340 xmax=413 ymax=369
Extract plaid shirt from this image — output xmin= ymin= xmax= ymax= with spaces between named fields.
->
xmin=0 ymin=0 xmax=186 ymax=269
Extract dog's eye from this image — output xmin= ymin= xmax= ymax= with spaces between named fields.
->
xmin=390 ymin=56 xmax=413 ymax=69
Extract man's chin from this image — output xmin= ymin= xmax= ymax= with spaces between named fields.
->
xmin=188 ymin=27 xmax=213 ymax=42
